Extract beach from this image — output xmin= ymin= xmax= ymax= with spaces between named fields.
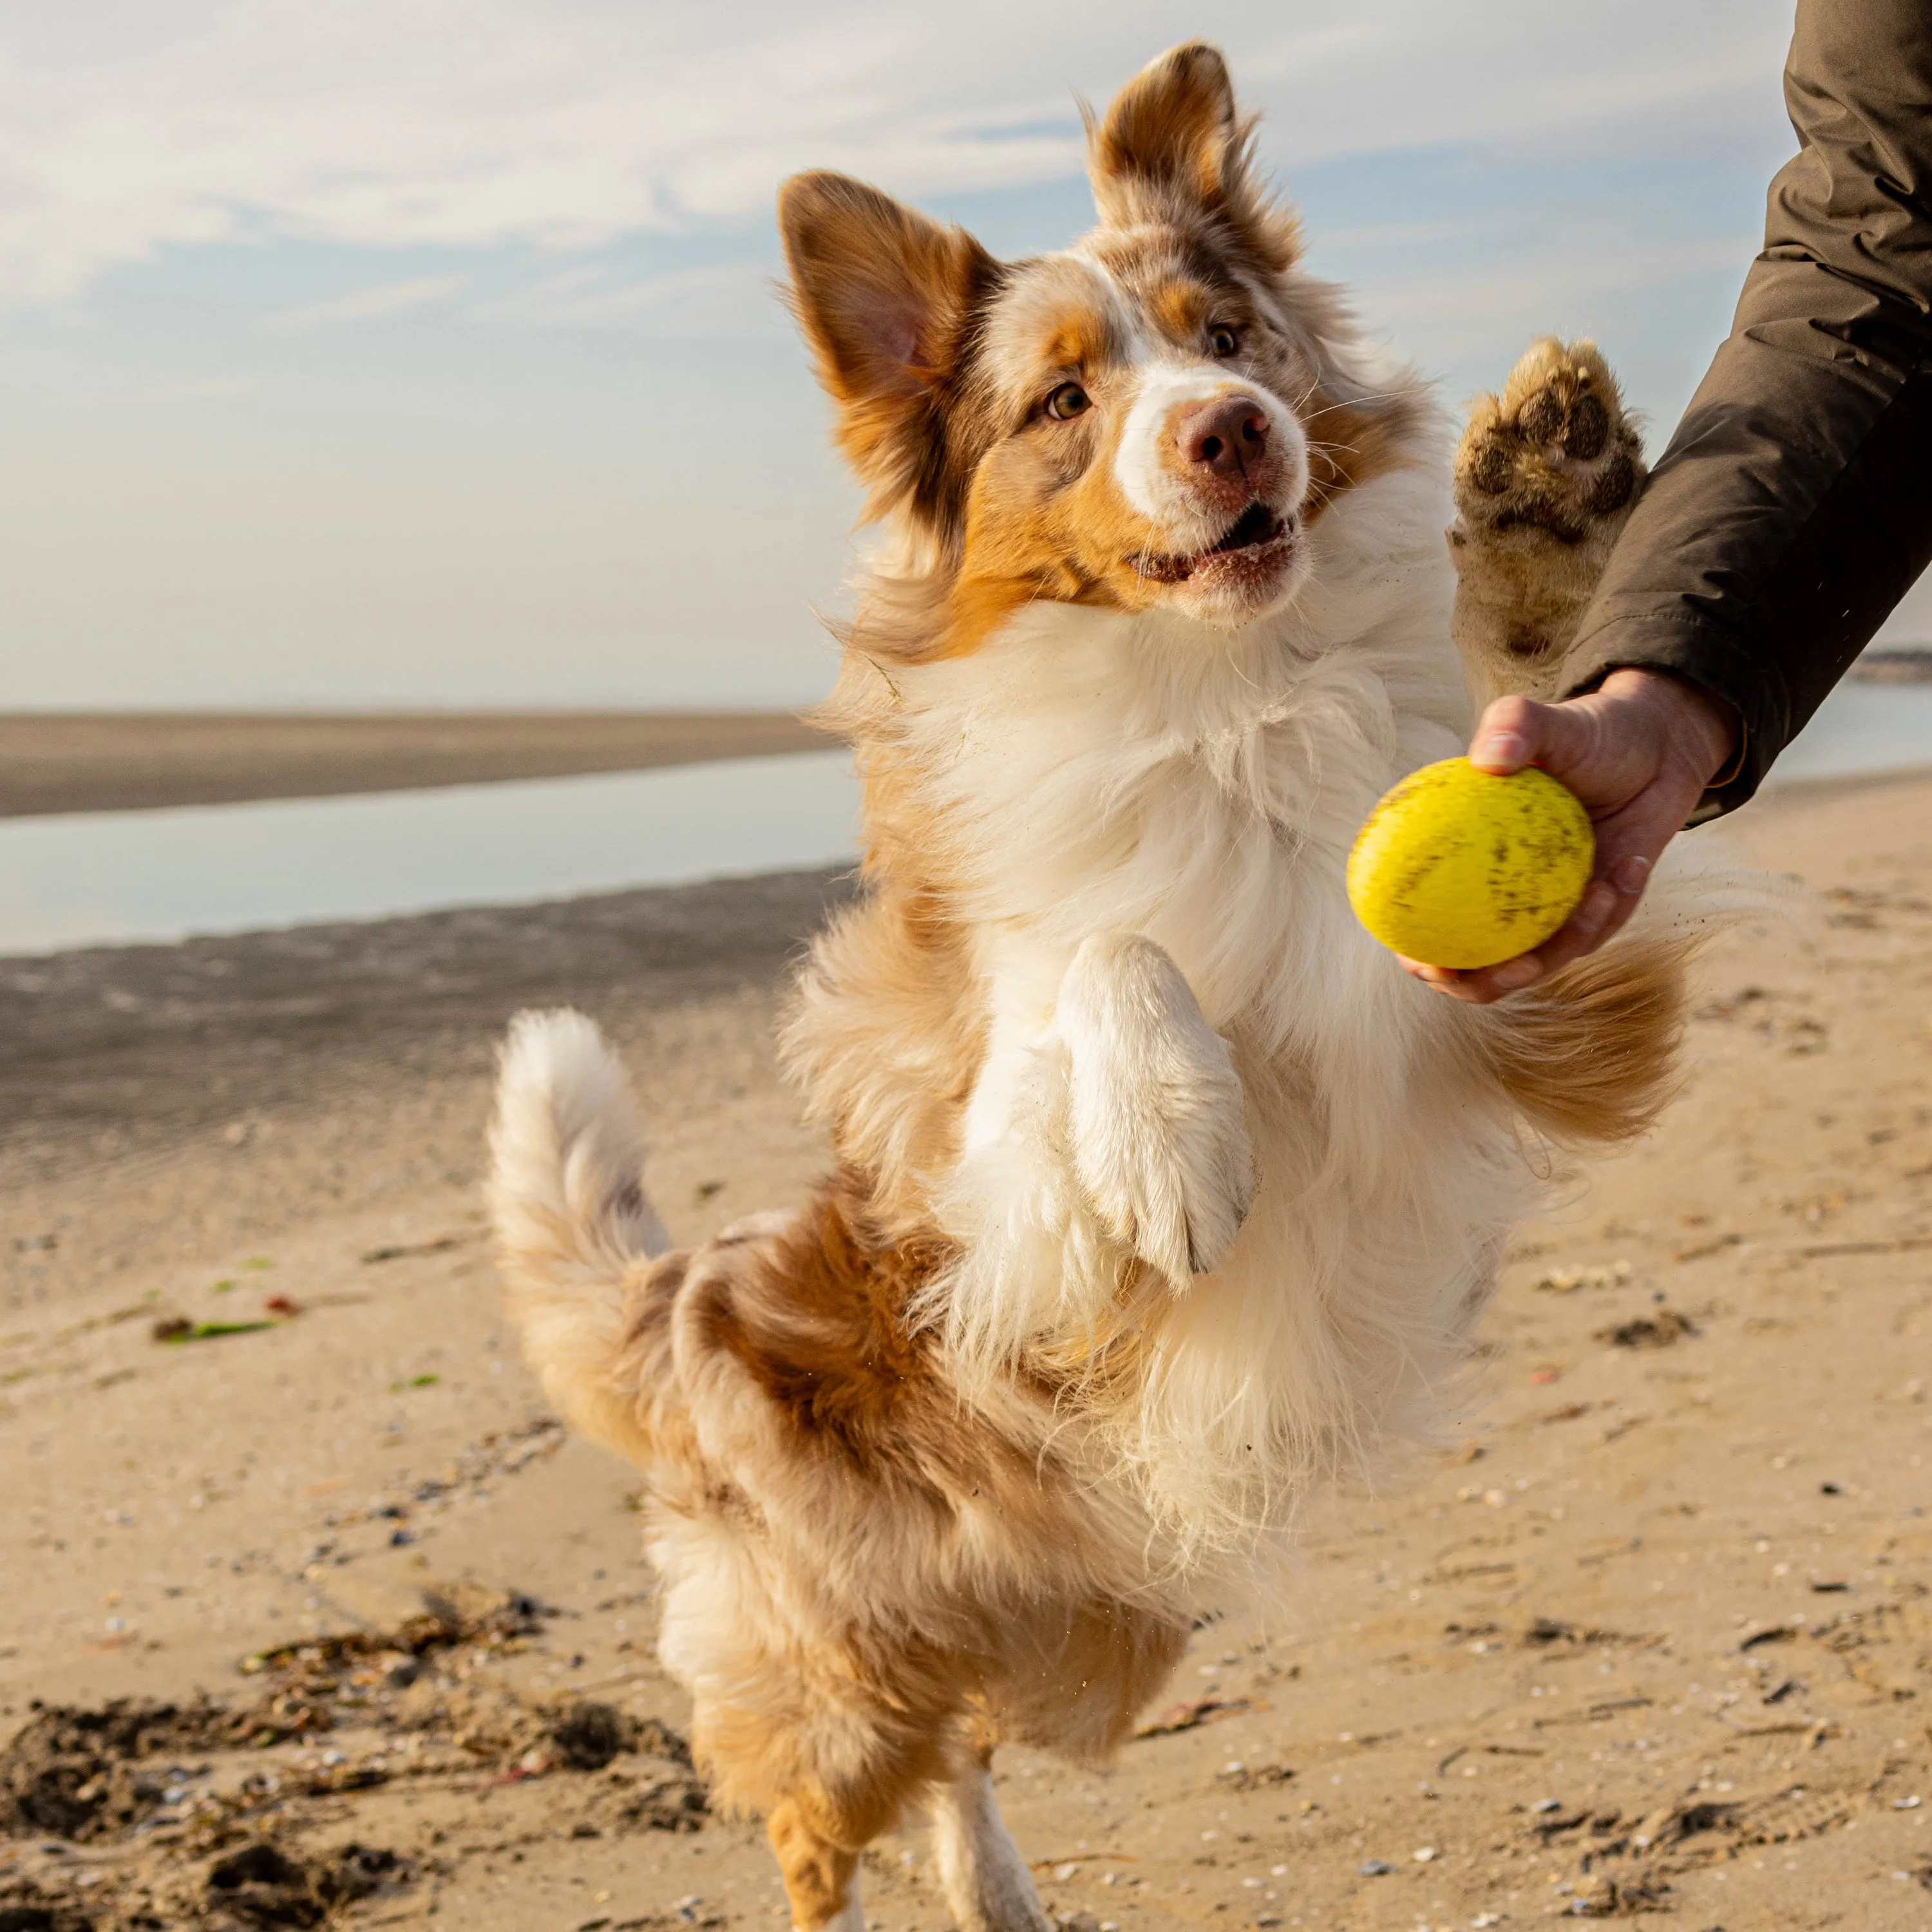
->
xmin=3 ymin=770 xmax=1930 ymax=1929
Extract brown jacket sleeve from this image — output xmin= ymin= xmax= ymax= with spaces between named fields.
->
xmin=1562 ymin=0 xmax=1932 ymax=813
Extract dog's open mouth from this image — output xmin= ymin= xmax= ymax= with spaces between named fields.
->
xmin=1131 ymin=501 xmax=1294 ymax=583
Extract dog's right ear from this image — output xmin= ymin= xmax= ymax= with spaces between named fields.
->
xmin=779 ymin=171 xmax=998 ymax=520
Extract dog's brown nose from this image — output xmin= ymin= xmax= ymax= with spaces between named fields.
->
xmin=1177 ymin=395 xmax=1269 ymax=477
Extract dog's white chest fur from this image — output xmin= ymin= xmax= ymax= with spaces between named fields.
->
xmin=903 ymin=469 xmax=1464 ymax=1007
xmin=877 ymin=469 xmax=1535 ymax=1564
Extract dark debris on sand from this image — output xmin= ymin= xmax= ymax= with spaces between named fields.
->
xmin=0 ymin=1586 xmax=705 ymax=1929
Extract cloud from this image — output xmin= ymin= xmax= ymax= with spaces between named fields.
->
xmin=475 ymin=261 xmax=787 ymax=336
xmin=268 ymin=273 xmax=466 ymax=328
xmin=0 ymin=1 xmax=1794 ymax=307
xmin=1351 ymin=231 xmax=1748 ymax=336
xmin=162 ymin=374 xmax=260 ymax=401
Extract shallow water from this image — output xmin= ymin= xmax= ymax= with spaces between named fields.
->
xmin=1748 ymin=679 xmax=1932 ymax=782
xmin=1 ymin=679 xmax=1927 ymax=956
xmin=0 ymin=751 xmax=859 ymax=955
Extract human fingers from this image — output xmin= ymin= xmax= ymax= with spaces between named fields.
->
xmin=1401 ymin=772 xmax=1694 ymax=1004
xmin=1426 ymin=866 xmax=1639 ymax=1003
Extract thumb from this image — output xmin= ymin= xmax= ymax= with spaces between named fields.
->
xmin=1468 ymin=693 xmax=1604 ymax=779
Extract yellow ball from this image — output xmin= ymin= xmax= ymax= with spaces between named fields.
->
xmin=1347 ymin=757 xmax=1594 ymax=971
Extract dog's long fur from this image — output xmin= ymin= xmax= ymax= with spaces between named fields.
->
xmin=488 ymin=44 xmax=1732 ymax=1932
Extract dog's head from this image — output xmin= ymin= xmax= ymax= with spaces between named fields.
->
xmin=780 ymin=43 xmax=1421 ymax=652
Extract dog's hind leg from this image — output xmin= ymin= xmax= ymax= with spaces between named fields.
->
xmin=925 ymin=1605 xmax=1184 ymax=1932
xmin=766 ymin=1796 xmax=867 ymax=1932
xmin=929 ymin=1752 xmax=1050 ymax=1932
xmin=1447 ymin=336 xmax=1647 ymax=709
xmin=735 ymin=1719 xmax=930 ymax=1932
xmin=678 ymin=1625 xmax=948 ymax=1932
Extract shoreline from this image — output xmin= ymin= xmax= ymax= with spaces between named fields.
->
xmin=1 ymin=755 xmax=1922 ymax=969
xmin=1739 ymin=755 xmax=1932 ymax=804
xmin=5 ymin=658 xmax=1923 ymax=820
xmin=0 ymin=709 xmax=824 ymax=817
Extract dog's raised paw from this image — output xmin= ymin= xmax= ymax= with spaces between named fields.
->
xmin=1056 ymin=933 xmax=1255 ymax=1291
xmin=1448 ymin=337 xmax=1647 ymax=698
xmin=1452 ymin=336 xmax=1643 ymax=545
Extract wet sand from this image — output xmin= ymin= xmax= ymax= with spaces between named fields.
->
xmin=0 ymin=712 xmax=824 ymax=817
xmin=2 ymin=773 xmax=1930 ymax=1929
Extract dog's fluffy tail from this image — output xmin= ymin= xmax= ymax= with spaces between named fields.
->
xmin=488 ymin=1009 xmax=670 ymax=1447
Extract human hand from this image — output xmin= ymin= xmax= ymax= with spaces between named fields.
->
xmin=1402 ymin=667 xmax=1738 ymax=1004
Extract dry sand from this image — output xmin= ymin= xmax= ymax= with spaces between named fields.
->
xmin=2 ymin=773 xmax=1930 ymax=1931
xmin=0 ymin=713 xmax=823 ymax=818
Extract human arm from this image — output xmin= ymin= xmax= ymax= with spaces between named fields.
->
xmin=1563 ymin=0 xmax=1932 ymax=812
xmin=1415 ymin=0 xmax=1932 ymax=1003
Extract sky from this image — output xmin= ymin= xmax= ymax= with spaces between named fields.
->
xmin=2 ymin=1 xmax=1925 ymax=711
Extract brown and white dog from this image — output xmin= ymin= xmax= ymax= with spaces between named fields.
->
xmin=489 ymin=43 xmax=1719 ymax=1932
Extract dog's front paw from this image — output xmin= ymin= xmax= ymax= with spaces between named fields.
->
xmin=1055 ymin=934 xmax=1255 ymax=1291
xmin=1448 ymin=337 xmax=1645 ymax=699
xmin=1454 ymin=337 xmax=1643 ymax=536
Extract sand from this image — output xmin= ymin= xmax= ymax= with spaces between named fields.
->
xmin=0 ymin=712 xmax=824 ymax=818
xmin=3 ymin=773 xmax=1930 ymax=1930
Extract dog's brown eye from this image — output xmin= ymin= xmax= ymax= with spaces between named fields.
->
xmin=1045 ymin=383 xmax=1090 ymax=421
xmin=1208 ymin=324 xmax=1240 ymax=358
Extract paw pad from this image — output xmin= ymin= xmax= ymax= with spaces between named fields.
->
xmin=1469 ymin=439 xmax=1514 ymax=497
xmin=1562 ymin=392 xmax=1609 ymax=461
xmin=1516 ymin=386 xmax=1565 ymax=447
xmin=1583 ymin=450 xmax=1638 ymax=515
xmin=1453 ymin=337 xmax=1644 ymax=542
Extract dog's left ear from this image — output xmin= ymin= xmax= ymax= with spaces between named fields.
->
xmin=779 ymin=171 xmax=999 ymax=524
xmin=1087 ymin=43 xmax=1298 ymax=274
